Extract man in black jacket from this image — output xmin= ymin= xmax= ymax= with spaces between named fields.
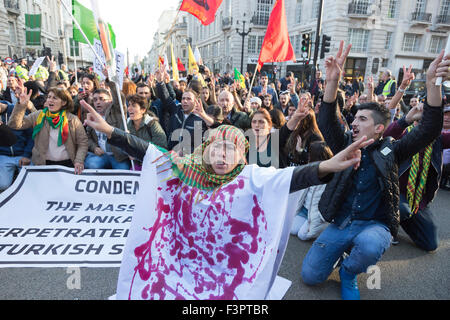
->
xmin=301 ymin=42 xmax=448 ymax=300
xmin=155 ymin=66 xmax=214 ymax=154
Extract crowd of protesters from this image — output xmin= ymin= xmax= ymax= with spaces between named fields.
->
xmin=1 ymin=43 xmax=450 ymax=300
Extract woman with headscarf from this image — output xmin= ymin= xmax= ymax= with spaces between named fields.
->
xmin=80 ymin=99 xmax=373 ymax=300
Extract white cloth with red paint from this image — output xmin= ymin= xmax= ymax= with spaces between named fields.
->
xmin=116 ymin=144 xmax=302 ymax=300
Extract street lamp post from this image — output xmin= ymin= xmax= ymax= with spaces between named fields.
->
xmin=236 ymin=21 xmax=252 ymax=74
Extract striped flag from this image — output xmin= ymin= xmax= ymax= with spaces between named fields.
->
xmin=234 ymin=68 xmax=246 ymax=89
xmin=90 ymin=0 xmax=116 ymax=78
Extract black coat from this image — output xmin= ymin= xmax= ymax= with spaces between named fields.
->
xmin=317 ymin=100 xmax=443 ymax=236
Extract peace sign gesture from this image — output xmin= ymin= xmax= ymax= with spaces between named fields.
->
xmin=16 ymin=78 xmax=32 ymax=107
xmin=47 ymin=56 xmax=57 ymax=73
xmin=400 ymin=65 xmax=415 ymax=90
xmin=325 ymin=41 xmax=352 ymax=82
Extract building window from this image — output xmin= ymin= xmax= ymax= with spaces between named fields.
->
xmin=349 ymin=0 xmax=370 ymax=15
xmin=414 ymin=0 xmax=427 ymax=13
xmin=385 ymin=32 xmax=393 ymax=50
xmin=348 ymin=28 xmax=369 ymax=53
xmin=295 ymin=0 xmax=302 ymax=24
xmin=402 ymin=33 xmax=421 ymax=52
xmin=9 ymin=22 xmax=17 ymax=44
xmin=248 ymin=35 xmax=257 ymax=54
xmin=387 ymin=0 xmax=398 ymax=19
xmin=295 ymin=34 xmax=301 ymax=54
xmin=440 ymin=0 xmax=450 ymax=15
xmin=255 ymin=0 xmax=273 ymax=25
xmin=429 ymin=36 xmax=446 ymax=53
xmin=382 ymin=58 xmax=389 ymax=68
xmin=258 ymin=36 xmax=265 ymax=51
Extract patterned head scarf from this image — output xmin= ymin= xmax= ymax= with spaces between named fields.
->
xmin=155 ymin=125 xmax=249 ymax=190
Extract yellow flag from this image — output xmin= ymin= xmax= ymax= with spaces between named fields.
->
xmin=188 ymin=44 xmax=199 ymax=75
xmin=171 ymin=43 xmax=179 ymax=81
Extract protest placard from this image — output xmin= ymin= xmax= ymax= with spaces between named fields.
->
xmin=0 ymin=166 xmax=139 ymax=268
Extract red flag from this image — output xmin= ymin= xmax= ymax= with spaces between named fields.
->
xmin=180 ymin=0 xmax=223 ymax=26
xmin=177 ymin=58 xmax=186 ymax=72
xmin=257 ymin=0 xmax=296 ymax=72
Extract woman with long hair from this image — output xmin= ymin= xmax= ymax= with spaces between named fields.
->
xmin=285 ymin=106 xmax=325 ymax=167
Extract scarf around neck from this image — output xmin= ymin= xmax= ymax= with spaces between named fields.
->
xmin=153 ymin=125 xmax=250 ymax=191
xmin=33 ymin=108 xmax=69 ymax=147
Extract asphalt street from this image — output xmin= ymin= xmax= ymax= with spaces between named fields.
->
xmin=0 ymin=190 xmax=448 ymax=300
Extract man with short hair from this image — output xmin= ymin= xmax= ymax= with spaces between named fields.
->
xmin=15 ymin=58 xmax=29 ymax=81
xmin=279 ymin=71 xmax=294 ymax=92
xmin=0 ymin=77 xmax=19 ymax=105
xmin=84 ymin=84 xmax=131 ymax=170
xmin=155 ymin=67 xmax=215 ymax=154
xmin=301 ymin=42 xmax=447 ymax=300
xmin=218 ymin=91 xmax=251 ymax=131
xmin=252 ymin=72 xmax=279 ymax=106
xmin=375 ymin=69 xmax=397 ymax=98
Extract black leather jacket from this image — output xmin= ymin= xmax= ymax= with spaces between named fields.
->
xmin=318 ymin=100 xmax=443 ymax=236
xmin=107 ymin=128 xmax=332 ymax=194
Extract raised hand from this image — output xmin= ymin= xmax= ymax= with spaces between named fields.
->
xmin=325 ymin=41 xmax=352 ymax=82
xmin=47 ymin=56 xmax=57 ymax=73
xmin=427 ymin=50 xmax=450 ymax=85
xmin=400 ymin=65 xmax=415 ymax=90
xmin=405 ymin=103 xmax=424 ymax=124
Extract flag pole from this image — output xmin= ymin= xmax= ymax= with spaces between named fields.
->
xmin=159 ymin=1 xmax=183 ymax=58
xmin=59 ymin=0 xmax=106 ymax=69
xmin=60 ymin=0 xmax=135 ymax=170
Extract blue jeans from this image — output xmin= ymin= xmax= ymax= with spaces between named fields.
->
xmin=301 ymin=220 xmax=391 ymax=286
xmin=399 ymin=194 xmax=439 ymax=252
xmin=0 ymin=155 xmax=24 ymax=192
xmin=84 ymin=153 xmax=130 ymax=170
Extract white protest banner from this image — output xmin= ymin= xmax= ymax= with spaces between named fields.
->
xmin=115 ymin=50 xmax=125 ymax=90
xmin=93 ymin=38 xmax=107 ymax=81
xmin=28 ymin=57 xmax=46 ymax=77
xmin=0 ymin=166 xmax=139 ymax=268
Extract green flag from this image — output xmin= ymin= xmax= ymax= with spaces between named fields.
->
xmin=234 ymin=68 xmax=246 ymax=89
xmin=72 ymin=0 xmax=116 ymax=48
xmin=25 ymin=14 xmax=42 ymax=46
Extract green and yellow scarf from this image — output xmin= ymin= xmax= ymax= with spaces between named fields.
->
xmin=33 ymin=108 xmax=69 ymax=147
xmin=154 ymin=125 xmax=250 ymax=191
xmin=406 ymin=125 xmax=433 ymax=214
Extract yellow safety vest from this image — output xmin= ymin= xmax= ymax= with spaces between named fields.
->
xmin=35 ymin=66 xmax=49 ymax=81
xmin=382 ymin=79 xmax=396 ymax=97
xmin=16 ymin=65 xmax=29 ymax=81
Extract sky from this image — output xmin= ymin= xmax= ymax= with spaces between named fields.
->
xmin=78 ymin=0 xmax=181 ymax=60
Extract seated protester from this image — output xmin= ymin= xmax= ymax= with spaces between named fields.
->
xmin=261 ymin=93 xmax=274 ymax=112
xmin=0 ymin=76 xmax=19 ymax=105
xmin=84 ymin=86 xmax=131 ymax=170
xmin=218 ymin=91 xmax=251 ymax=132
xmin=276 ymin=86 xmax=299 ymax=117
xmin=8 ymin=86 xmax=88 ymax=174
xmin=302 ymin=42 xmax=447 ymax=300
xmin=269 ymin=108 xmax=286 ymax=130
xmin=285 ymin=103 xmax=298 ymax=121
xmin=73 ymin=73 xmax=100 ymax=121
xmin=0 ymin=121 xmax=17 ymax=147
xmin=247 ymin=104 xmax=309 ymax=169
xmin=205 ymin=105 xmax=224 ymax=129
xmin=284 ymin=106 xmax=325 ymax=167
xmin=126 ymin=94 xmax=167 ymax=171
xmin=154 ymin=66 xmax=215 ymax=154
xmin=290 ymin=141 xmax=333 ymax=240
xmin=24 ymin=81 xmax=47 ymax=110
xmin=383 ymin=101 xmax=450 ymax=251
xmin=0 ymin=100 xmax=34 ymax=192
xmin=136 ymin=83 xmax=167 ymax=132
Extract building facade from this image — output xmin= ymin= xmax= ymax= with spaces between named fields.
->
xmin=182 ymin=0 xmax=449 ymax=83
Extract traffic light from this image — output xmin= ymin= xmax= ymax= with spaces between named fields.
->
xmin=301 ymin=34 xmax=311 ymax=59
xmin=320 ymin=34 xmax=331 ymax=59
